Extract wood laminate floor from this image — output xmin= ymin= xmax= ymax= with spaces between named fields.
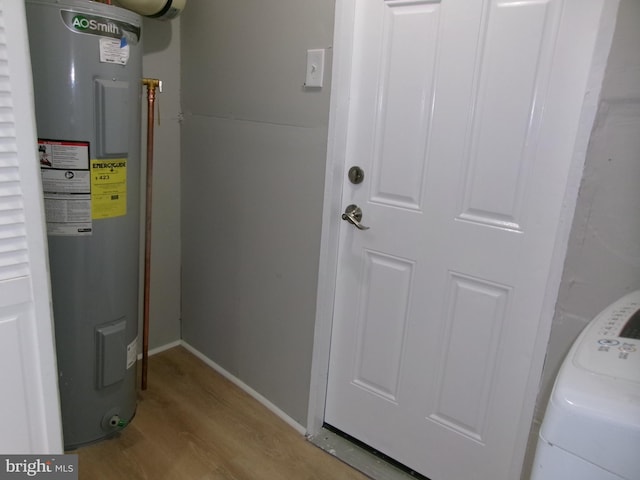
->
xmin=76 ymin=347 xmax=369 ymax=480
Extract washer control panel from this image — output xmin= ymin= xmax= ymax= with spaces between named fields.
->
xmin=574 ymin=290 xmax=640 ymax=383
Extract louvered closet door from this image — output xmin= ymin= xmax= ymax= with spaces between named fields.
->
xmin=324 ymin=0 xmax=609 ymax=479
xmin=0 ymin=0 xmax=62 ymax=454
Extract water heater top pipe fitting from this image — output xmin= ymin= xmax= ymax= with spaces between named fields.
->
xmin=114 ymin=0 xmax=186 ymax=20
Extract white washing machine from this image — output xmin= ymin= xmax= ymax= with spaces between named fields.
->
xmin=531 ymin=290 xmax=640 ymax=480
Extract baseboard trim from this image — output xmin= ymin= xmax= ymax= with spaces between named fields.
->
xmin=137 ymin=340 xmax=182 ymax=360
xmin=180 ymin=340 xmax=307 ymax=436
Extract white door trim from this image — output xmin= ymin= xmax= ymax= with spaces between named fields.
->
xmin=306 ymin=0 xmax=357 ymax=436
xmin=307 ymin=0 xmax=619 ymax=475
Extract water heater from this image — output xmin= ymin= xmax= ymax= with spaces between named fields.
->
xmin=25 ymin=0 xmax=142 ymax=449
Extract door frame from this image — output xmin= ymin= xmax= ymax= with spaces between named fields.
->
xmin=307 ymin=0 xmax=620 ymax=476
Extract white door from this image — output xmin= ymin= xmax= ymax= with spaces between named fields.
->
xmin=325 ymin=1 xmax=610 ymax=479
xmin=0 ymin=0 xmax=63 ymax=454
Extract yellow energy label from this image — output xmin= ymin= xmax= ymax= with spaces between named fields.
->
xmin=91 ymin=158 xmax=127 ymax=219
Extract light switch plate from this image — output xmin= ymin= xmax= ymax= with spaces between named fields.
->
xmin=305 ymin=49 xmax=325 ymax=88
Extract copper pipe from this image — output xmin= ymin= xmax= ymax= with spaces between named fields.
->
xmin=141 ymin=78 xmax=161 ymax=390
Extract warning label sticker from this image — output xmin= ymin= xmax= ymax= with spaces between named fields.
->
xmin=39 ymin=140 xmax=92 ymax=236
xmin=91 ymin=158 xmax=127 ymax=219
xmin=41 ymin=169 xmax=91 ymax=194
xmin=39 ymin=139 xmax=89 ymax=170
xmin=43 ymin=194 xmax=92 ymax=236
xmin=99 ymin=37 xmax=130 ymax=65
xmin=127 ymin=337 xmax=137 ymax=369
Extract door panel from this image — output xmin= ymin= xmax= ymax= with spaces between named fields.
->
xmin=460 ymin=0 xmax=556 ymax=230
xmin=325 ymin=0 xmax=607 ymax=479
xmin=431 ymin=274 xmax=510 ymax=442
xmin=353 ymin=251 xmax=413 ymax=402
xmin=368 ymin=2 xmax=439 ymax=211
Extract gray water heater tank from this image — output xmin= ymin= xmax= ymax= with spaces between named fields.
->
xmin=25 ymin=0 xmax=142 ymax=449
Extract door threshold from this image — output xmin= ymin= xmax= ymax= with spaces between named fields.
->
xmin=308 ymin=425 xmax=428 ymax=480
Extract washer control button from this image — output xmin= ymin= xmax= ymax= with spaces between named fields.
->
xmin=619 ymin=343 xmax=637 ymax=353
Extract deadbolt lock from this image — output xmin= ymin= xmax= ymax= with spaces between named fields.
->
xmin=348 ymin=166 xmax=365 ymax=184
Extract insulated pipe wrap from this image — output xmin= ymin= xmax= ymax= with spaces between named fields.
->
xmin=114 ymin=0 xmax=186 ymax=19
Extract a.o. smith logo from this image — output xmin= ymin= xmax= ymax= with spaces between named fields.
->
xmin=0 ymin=455 xmax=77 ymax=479
xmin=60 ymin=10 xmax=140 ymax=43
xmin=70 ymin=15 xmax=119 ymax=35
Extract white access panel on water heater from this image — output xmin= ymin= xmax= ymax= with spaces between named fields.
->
xmin=532 ymin=290 xmax=640 ymax=480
